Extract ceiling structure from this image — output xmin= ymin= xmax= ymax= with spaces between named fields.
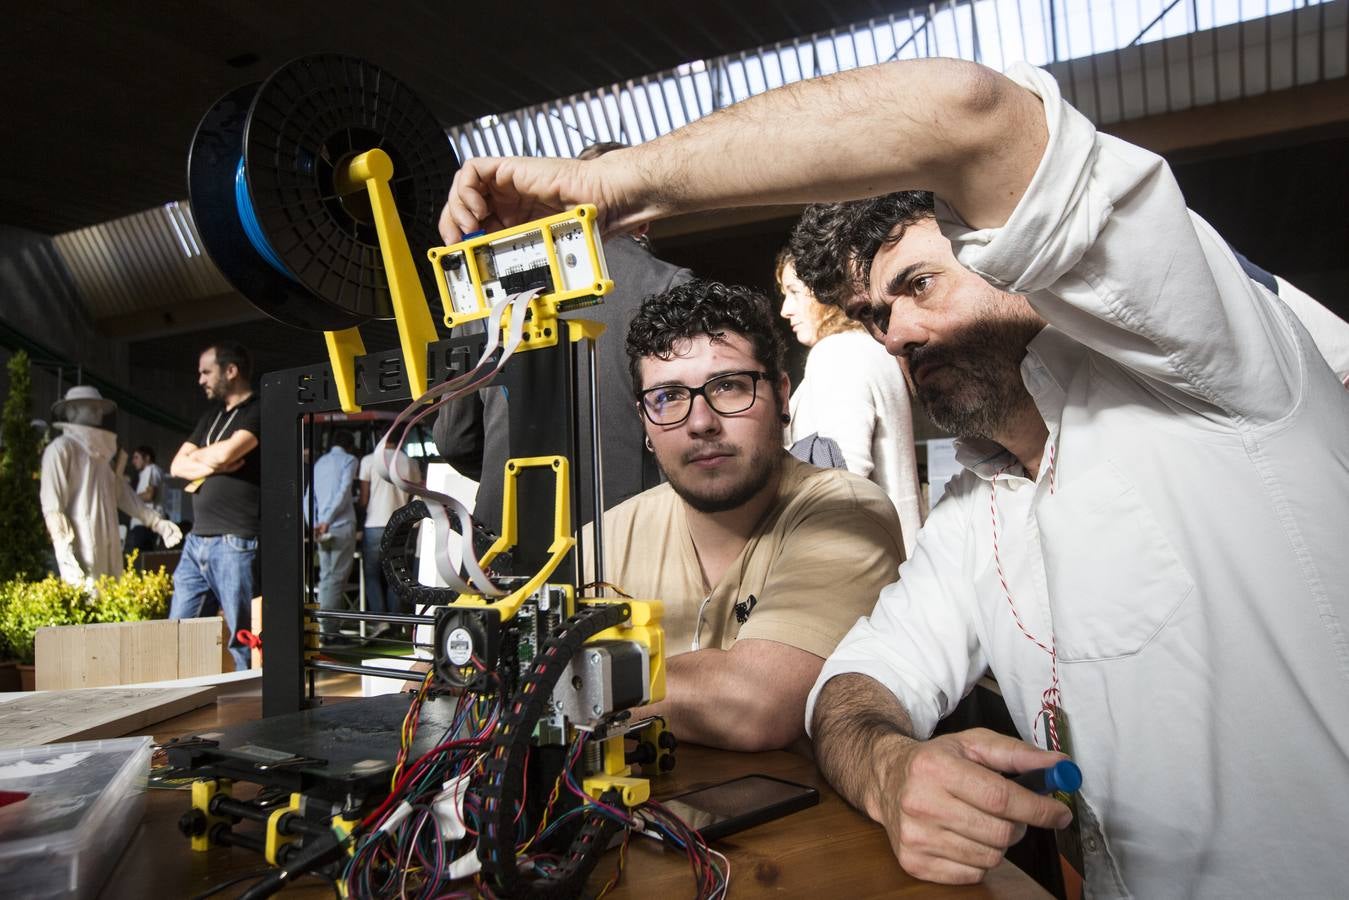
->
xmin=2 ymin=0 xmax=911 ymax=398
xmin=3 ymin=2 xmax=1344 ymax=414
xmin=3 ymin=0 xmax=899 ymax=236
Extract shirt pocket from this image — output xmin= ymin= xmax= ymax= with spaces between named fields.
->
xmin=1036 ymin=462 xmax=1194 ymax=661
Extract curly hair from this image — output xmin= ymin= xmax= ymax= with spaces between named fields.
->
xmin=774 ymin=247 xmax=863 ymax=342
xmin=787 ymin=191 xmax=935 ymax=309
xmin=626 ymin=279 xmax=786 ymax=396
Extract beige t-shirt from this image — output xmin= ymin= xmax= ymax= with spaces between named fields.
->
xmin=597 ymin=455 xmax=905 ymax=660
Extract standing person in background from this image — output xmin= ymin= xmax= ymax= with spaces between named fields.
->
xmin=124 ymin=446 xmax=166 ymax=554
xmin=778 ymin=238 xmax=923 ymax=555
xmin=42 ymin=387 xmax=181 ymax=585
xmin=309 ymin=430 xmax=358 ymax=645
xmin=169 ymin=341 xmax=260 ymax=671
xmin=358 ymin=442 xmax=420 ymax=635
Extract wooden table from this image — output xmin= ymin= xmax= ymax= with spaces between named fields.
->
xmin=106 ymin=696 xmax=1050 ymax=899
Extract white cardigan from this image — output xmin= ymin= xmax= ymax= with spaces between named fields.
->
xmin=786 ymin=330 xmax=922 ymax=555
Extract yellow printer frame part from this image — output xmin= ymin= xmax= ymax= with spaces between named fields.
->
xmin=447 ymin=455 xmax=576 ymax=622
xmin=428 ymin=205 xmax=614 ymax=347
xmin=314 ymin=143 xmax=610 ymax=412
xmin=321 ymin=148 xmax=439 ymax=412
xmin=581 ymin=596 xmax=668 ymax=808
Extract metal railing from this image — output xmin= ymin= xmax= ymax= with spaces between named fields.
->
xmin=448 ymin=0 xmax=1345 ymax=159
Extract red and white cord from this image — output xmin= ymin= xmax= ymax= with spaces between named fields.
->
xmin=990 ymin=442 xmax=1061 ymax=751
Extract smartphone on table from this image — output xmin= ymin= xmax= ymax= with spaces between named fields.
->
xmin=659 ymin=774 xmax=819 ymax=841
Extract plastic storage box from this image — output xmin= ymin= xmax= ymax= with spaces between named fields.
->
xmin=0 ymin=735 xmax=152 ymax=898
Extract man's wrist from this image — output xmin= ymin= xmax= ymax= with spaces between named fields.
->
xmin=864 ymin=728 xmax=916 ymax=822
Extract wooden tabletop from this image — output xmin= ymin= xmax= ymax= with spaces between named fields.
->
xmin=106 ymin=695 xmax=1050 ymax=899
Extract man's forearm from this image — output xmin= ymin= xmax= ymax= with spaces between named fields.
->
xmin=189 ymin=443 xmax=237 ymax=468
xmin=171 ymin=456 xmax=217 ymax=480
xmin=812 ymin=673 xmax=919 ymax=821
xmin=642 ymin=649 xmax=806 ymax=752
xmin=610 ymin=58 xmax=1043 ymax=232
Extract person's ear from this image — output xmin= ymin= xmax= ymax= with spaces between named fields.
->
xmin=775 ymin=371 xmax=791 ymax=410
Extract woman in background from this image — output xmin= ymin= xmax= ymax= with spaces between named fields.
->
xmin=777 ymin=248 xmax=923 ymax=555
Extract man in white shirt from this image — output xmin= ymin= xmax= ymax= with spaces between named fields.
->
xmin=358 ymin=445 xmax=420 ymax=628
xmin=125 ymin=445 xmax=166 ymax=554
xmin=438 ymin=58 xmax=1349 ymax=899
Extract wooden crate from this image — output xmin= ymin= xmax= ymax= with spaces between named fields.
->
xmin=34 ymin=617 xmax=225 ymax=690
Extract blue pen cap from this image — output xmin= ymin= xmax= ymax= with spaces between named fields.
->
xmin=1045 ymin=760 xmax=1083 ymax=794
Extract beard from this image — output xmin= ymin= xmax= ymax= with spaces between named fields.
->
xmin=909 ymin=305 xmax=1044 ymax=440
xmin=657 ymin=436 xmax=781 ymax=514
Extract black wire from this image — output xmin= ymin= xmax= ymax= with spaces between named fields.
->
xmin=188 ymin=868 xmax=340 ymax=900
xmin=189 ymin=869 xmax=271 ymax=900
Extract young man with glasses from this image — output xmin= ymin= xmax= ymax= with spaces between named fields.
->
xmin=596 ymin=279 xmax=906 ymax=752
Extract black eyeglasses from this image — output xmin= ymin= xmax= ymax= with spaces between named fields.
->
xmin=637 ymin=371 xmax=770 ymax=426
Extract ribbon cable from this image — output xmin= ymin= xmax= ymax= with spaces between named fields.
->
xmin=373 ymin=288 xmax=539 ymax=597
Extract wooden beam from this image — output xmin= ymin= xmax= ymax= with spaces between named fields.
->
xmin=1103 ymin=78 xmax=1349 ymax=158
xmin=95 ymin=291 xmax=265 ymax=339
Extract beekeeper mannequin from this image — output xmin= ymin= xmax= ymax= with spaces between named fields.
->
xmin=40 ymin=386 xmax=182 ymax=585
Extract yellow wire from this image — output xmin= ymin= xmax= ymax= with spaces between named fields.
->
xmin=391 ymin=669 xmax=436 ymax=789
xmin=595 ymin=831 xmax=630 ymax=898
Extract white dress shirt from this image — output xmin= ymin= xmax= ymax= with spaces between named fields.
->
xmin=807 ymin=64 xmax=1349 ymax=899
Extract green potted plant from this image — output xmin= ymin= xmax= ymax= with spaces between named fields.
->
xmin=0 ymin=575 xmax=93 ymax=689
xmin=0 ymin=553 xmax=174 ymax=690
xmin=92 ymin=551 xmax=174 ymax=622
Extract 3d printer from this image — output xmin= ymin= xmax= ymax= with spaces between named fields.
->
xmin=161 ymin=54 xmax=711 ymax=899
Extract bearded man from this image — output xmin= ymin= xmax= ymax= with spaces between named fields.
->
xmin=597 ymin=279 xmax=906 ymax=752
xmin=438 ymin=56 xmax=1349 ymax=897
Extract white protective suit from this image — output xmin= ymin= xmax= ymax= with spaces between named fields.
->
xmin=39 ymin=422 xmax=180 ymax=584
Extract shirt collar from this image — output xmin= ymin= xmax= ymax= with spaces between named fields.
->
xmin=1021 ymin=324 xmax=1081 ymax=431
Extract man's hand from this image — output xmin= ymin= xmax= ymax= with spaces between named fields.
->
xmin=314 ymin=522 xmax=330 ymax=538
xmin=869 ymin=728 xmax=1072 ymax=884
xmin=217 ymin=456 xmax=245 ymax=473
xmin=438 ymin=153 xmax=643 ymax=243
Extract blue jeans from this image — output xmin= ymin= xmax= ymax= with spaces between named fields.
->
xmin=361 ymin=526 xmax=398 ymax=616
xmin=317 ymin=522 xmax=356 ymax=635
xmin=170 ymin=532 xmax=257 ymax=671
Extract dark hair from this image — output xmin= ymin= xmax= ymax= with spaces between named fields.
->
xmin=205 ymin=339 xmax=252 ymax=383
xmin=133 ymin=445 xmax=155 ymax=462
xmin=774 ymin=245 xmax=862 ymax=342
xmin=788 ymin=191 xmax=935 ymax=308
xmin=331 ymin=430 xmax=355 ymax=452
xmin=626 ymin=279 xmax=786 ymax=395
xmin=773 ymin=245 xmax=794 ymax=287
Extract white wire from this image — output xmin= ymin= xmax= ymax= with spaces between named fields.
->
xmin=708 ymin=846 xmax=731 ymax=899
xmin=376 ymin=288 xmax=540 ymax=597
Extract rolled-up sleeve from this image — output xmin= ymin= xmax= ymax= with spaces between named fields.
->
xmin=943 ymin=63 xmax=1302 ymax=425
xmin=806 ymin=476 xmax=987 ymax=739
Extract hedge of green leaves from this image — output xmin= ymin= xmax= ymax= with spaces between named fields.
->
xmin=0 ymin=552 xmax=173 ymax=664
